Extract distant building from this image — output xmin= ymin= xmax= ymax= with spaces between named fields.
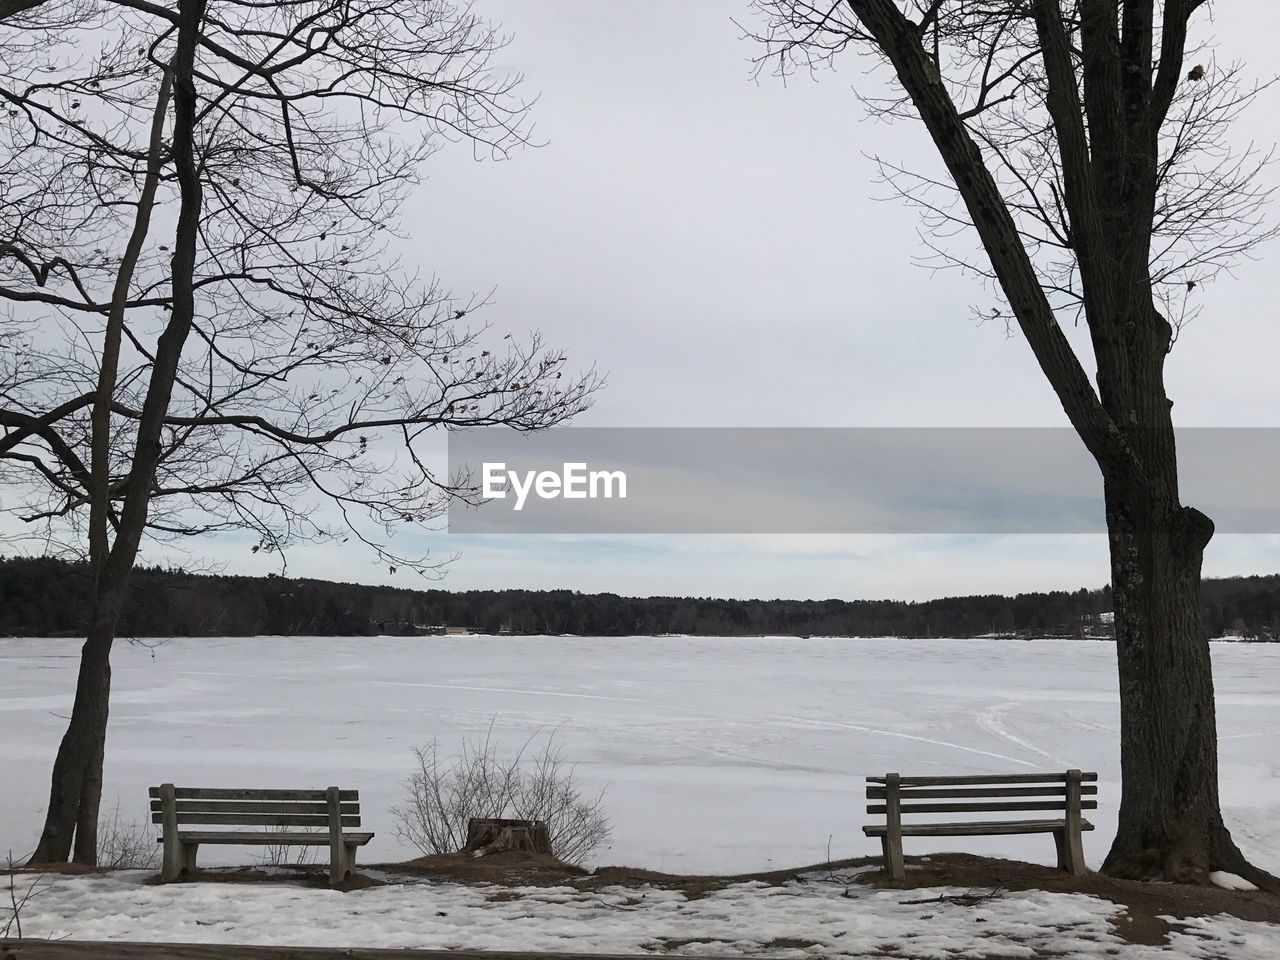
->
xmin=370 ymin=619 xmax=481 ymax=636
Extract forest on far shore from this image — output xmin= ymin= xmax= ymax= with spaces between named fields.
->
xmin=2 ymin=556 xmax=1279 ymax=641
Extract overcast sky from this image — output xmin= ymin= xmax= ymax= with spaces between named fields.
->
xmin=71 ymin=1 xmax=1280 ymax=600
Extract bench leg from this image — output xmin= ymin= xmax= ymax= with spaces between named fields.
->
xmin=326 ymin=785 xmax=352 ymax=888
xmin=881 ymin=835 xmax=906 ymax=883
xmin=161 ymin=837 xmax=181 ymax=882
xmin=160 ymin=783 xmax=182 ymax=882
xmin=1055 ymin=828 xmax=1086 ymax=876
xmin=161 ymin=842 xmax=177 ymax=882
xmin=329 ymin=842 xmax=352 ymax=887
xmin=881 ymin=772 xmax=906 ymax=882
xmin=162 ymin=839 xmax=194 ymax=882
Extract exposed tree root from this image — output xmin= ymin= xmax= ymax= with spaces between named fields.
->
xmin=1211 ymin=831 xmax=1280 ymax=893
xmin=1103 ymin=826 xmax=1279 ymax=893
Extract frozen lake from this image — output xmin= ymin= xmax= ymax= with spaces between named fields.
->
xmin=1 ymin=635 xmax=1277 ymax=875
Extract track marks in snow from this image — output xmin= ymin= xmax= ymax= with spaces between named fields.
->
xmin=976 ymin=702 xmax=1071 ymax=767
xmin=775 ymin=713 xmax=1042 ymax=768
xmin=367 ymin=679 xmax=652 ymax=704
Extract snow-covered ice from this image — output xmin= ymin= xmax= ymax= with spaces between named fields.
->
xmin=3 ymin=867 xmax=1276 ymax=958
xmin=1 ymin=635 xmax=1278 ymax=875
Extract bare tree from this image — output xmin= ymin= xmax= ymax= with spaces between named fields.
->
xmin=748 ymin=0 xmax=1275 ymax=887
xmin=1 ymin=0 xmax=599 ymax=865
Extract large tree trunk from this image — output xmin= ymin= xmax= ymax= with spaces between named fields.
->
xmin=1100 ymin=481 xmax=1272 ymax=888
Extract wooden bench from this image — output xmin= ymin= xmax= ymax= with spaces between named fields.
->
xmin=150 ymin=784 xmax=374 ymax=887
xmin=862 ymin=769 xmax=1097 ymax=881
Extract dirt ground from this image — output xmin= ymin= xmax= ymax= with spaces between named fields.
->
xmin=351 ymin=848 xmax=1280 ymax=948
xmin=389 ymin=850 xmax=1280 ymax=925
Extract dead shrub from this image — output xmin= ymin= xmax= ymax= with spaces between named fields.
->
xmin=392 ymin=728 xmax=611 ymax=866
xmin=97 ymin=802 xmax=161 ymax=871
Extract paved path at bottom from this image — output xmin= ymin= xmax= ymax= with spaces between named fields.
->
xmin=5 ymin=941 xmax=734 ymax=960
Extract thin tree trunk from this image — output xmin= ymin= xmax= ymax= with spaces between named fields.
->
xmin=28 ymin=63 xmax=173 ymax=871
xmin=30 ymin=595 xmax=121 ymax=863
xmin=73 ymin=682 xmax=110 ymax=864
xmin=88 ymin=65 xmax=173 ymax=573
xmin=29 ymin=0 xmax=205 ymax=866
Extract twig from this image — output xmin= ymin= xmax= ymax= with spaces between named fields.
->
xmin=901 ymin=885 xmax=1006 ymax=906
xmin=2 ymin=850 xmax=47 ymax=943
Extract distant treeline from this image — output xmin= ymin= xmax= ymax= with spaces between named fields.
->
xmin=1 ymin=555 xmax=1278 ymax=640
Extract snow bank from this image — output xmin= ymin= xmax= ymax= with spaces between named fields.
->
xmin=2 ymin=870 xmax=1275 ymax=959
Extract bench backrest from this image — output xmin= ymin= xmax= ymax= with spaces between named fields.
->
xmin=866 ymin=770 xmax=1098 ymax=822
xmin=149 ymin=786 xmax=361 ymax=834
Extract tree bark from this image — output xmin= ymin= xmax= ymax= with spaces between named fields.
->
xmin=0 ymin=0 xmax=47 ymax=22
xmin=464 ymin=818 xmax=553 ymax=857
xmin=1101 ymin=485 xmax=1271 ymax=887
xmin=30 ymin=595 xmax=120 ymax=863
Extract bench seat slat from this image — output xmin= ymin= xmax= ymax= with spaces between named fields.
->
xmin=867 ymin=799 xmax=1098 ymax=815
xmin=867 ymin=785 xmax=1097 ymax=800
xmin=864 ymin=818 xmax=1095 ymax=837
xmin=148 ymin=787 xmax=357 ymax=801
xmin=149 ymin=801 xmax=359 ymax=815
xmin=170 ymin=831 xmax=374 ymax=846
xmin=866 ymin=772 xmax=1097 ymax=786
xmin=151 ymin=813 xmax=359 ymax=827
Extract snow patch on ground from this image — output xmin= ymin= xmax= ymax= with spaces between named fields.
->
xmin=1209 ymin=870 xmax=1259 ymax=892
xmin=2 ymin=870 xmax=1275 ymax=959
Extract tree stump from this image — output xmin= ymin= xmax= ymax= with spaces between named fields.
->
xmin=463 ymin=818 xmax=553 ymax=857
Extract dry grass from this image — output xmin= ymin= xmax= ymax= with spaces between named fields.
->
xmin=96 ymin=803 xmax=161 ymax=871
xmin=255 ymin=827 xmax=321 ymax=868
